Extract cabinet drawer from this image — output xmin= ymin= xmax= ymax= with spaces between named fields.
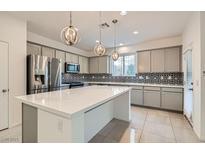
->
xmin=161 ymin=92 xmax=183 ymax=111
xmin=144 ymin=86 xmax=160 ymax=91
xmin=144 ymin=91 xmax=160 ymax=107
xmin=162 ymin=88 xmax=183 ymax=93
xmin=131 ymin=89 xmax=143 ymax=105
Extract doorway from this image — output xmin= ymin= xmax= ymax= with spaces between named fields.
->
xmin=0 ymin=41 xmax=9 ymax=130
xmin=183 ymin=49 xmax=193 ymax=125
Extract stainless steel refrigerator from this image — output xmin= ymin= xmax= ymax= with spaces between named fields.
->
xmin=27 ymin=54 xmax=61 ymax=94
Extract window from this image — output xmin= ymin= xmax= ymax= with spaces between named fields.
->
xmin=112 ymin=54 xmax=136 ymax=76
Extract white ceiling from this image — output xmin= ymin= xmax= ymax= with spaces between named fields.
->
xmin=8 ymin=11 xmax=192 ymax=51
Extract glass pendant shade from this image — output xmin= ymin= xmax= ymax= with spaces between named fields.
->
xmin=94 ymin=43 xmax=106 ymax=56
xmin=112 ymin=51 xmax=119 ymax=61
xmin=61 ymin=12 xmax=79 ymax=46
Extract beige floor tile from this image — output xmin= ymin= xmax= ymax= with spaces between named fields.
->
xmin=170 ymin=117 xmax=192 ymax=130
xmin=130 ymin=119 xmax=145 ymax=129
xmin=146 ymin=113 xmax=171 ymax=125
xmin=173 ymin=127 xmax=200 ymax=143
xmin=140 ymin=131 xmax=176 ymax=143
xmin=120 ymin=127 xmax=142 ymax=143
xmin=143 ymin=121 xmax=175 ymax=139
xmin=147 ymin=109 xmax=170 ymax=117
xmin=168 ymin=112 xmax=184 ymax=119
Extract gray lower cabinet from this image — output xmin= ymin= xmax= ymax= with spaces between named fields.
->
xmin=144 ymin=90 xmax=161 ymax=108
xmin=161 ymin=89 xmax=183 ymax=111
xmin=131 ymin=89 xmax=143 ymax=105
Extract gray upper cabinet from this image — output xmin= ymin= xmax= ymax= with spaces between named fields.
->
xmin=89 ymin=56 xmax=110 ymax=74
xmin=42 ymin=47 xmax=55 ymax=58
xmin=151 ymin=49 xmax=165 ymax=72
xmin=66 ymin=53 xmax=79 ymax=64
xmin=98 ymin=56 xmax=109 ymax=73
xmin=55 ymin=50 xmax=66 ymax=73
xmin=89 ymin=57 xmax=99 ymax=74
xmin=137 ymin=51 xmax=151 ymax=73
xmin=79 ymin=56 xmax=89 ymax=74
xmin=164 ymin=47 xmax=181 ymax=72
xmin=27 ymin=43 xmax=41 ymax=55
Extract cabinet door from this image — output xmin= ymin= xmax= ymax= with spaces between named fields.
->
xmin=151 ymin=49 xmax=165 ymax=72
xmin=79 ymin=56 xmax=84 ymax=73
xmin=71 ymin=54 xmax=79 ymax=64
xmin=27 ymin=43 xmax=41 ymax=55
xmin=83 ymin=57 xmax=89 ymax=73
xmin=98 ymin=56 xmax=109 ymax=73
xmin=131 ymin=89 xmax=143 ymax=105
xmin=42 ymin=47 xmax=55 ymax=58
xmin=138 ymin=51 xmax=151 ymax=73
xmin=164 ymin=47 xmax=180 ymax=72
xmin=161 ymin=92 xmax=183 ymax=111
xmin=66 ymin=53 xmax=71 ymax=63
xmin=56 ymin=50 xmax=65 ymax=73
xmin=144 ymin=90 xmax=160 ymax=107
xmin=89 ymin=57 xmax=99 ymax=73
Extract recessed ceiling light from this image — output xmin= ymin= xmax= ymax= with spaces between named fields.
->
xmin=120 ymin=11 xmax=127 ymax=16
xmin=96 ymin=40 xmax=99 ymax=43
xmin=133 ymin=31 xmax=139 ymax=35
xmin=119 ymin=43 xmax=123 ymax=46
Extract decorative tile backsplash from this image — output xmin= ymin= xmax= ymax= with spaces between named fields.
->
xmin=62 ymin=72 xmax=183 ymax=85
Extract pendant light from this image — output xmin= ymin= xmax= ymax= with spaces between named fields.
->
xmin=112 ymin=19 xmax=119 ymax=61
xmin=94 ymin=12 xmax=106 ymax=56
xmin=61 ymin=11 xmax=79 ymax=46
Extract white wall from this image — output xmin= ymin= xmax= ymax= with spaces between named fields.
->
xmin=28 ymin=32 xmax=92 ymax=57
xmin=0 ymin=14 xmax=27 ymax=127
xmin=182 ymin=12 xmax=205 ymax=141
xmin=101 ymin=35 xmax=182 ymax=56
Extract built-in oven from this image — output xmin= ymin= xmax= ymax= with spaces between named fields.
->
xmin=65 ymin=63 xmax=80 ymax=73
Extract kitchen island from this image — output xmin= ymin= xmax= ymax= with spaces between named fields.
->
xmin=16 ymin=86 xmax=131 ymax=143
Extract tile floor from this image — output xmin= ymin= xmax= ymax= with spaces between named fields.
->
xmin=0 ymin=106 xmax=201 ymax=143
xmin=89 ymin=106 xmax=200 ymax=143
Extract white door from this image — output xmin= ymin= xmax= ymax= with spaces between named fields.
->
xmin=184 ymin=49 xmax=193 ymax=124
xmin=0 ymin=41 xmax=9 ymax=130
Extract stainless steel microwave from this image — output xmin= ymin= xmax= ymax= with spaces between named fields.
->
xmin=65 ymin=63 xmax=80 ymax=73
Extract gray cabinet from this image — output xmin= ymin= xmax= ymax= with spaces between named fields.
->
xmin=55 ymin=50 xmax=65 ymax=73
xmin=151 ymin=49 xmax=165 ymax=72
xmin=161 ymin=88 xmax=183 ymax=111
xmin=137 ymin=51 xmax=151 ymax=73
xmin=79 ymin=56 xmax=89 ymax=74
xmin=42 ymin=47 xmax=55 ymax=58
xmin=98 ymin=56 xmax=109 ymax=73
xmin=27 ymin=43 xmax=41 ymax=55
xmin=144 ymin=87 xmax=161 ymax=108
xmin=164 ymin=47 xmax=181 ymax=72
xmin=131 ymin=88 xmax=143 ymax=105
xmin=89 ymin=56 xmax=109 ymax=74
xmin=89 ymin=57 xmax=99 ymax=73
xmin=66 ymin=53 xmax=79 ymax=64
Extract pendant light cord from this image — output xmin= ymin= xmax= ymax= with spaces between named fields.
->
xmin=99 ymin=11 xmax=102 ymax=44
xmin=70 ymin=11 xmax=72 ymax=26
xmin=114 ymin=21 xmax=116 ymax=51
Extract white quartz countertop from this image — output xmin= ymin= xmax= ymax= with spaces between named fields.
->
xmin=85 ymin=82 xmax=184 ymax=88
xmin=16 ymin=86 xmax=131 ymax=118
